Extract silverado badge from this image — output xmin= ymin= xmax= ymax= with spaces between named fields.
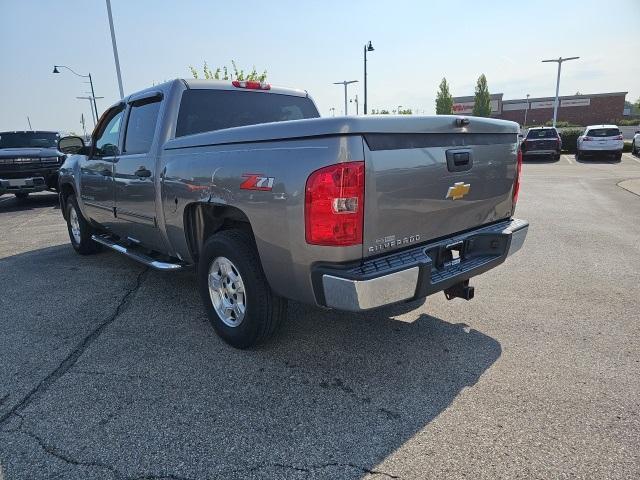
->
xmin=446 ymin=182 xmax=470 ymax=200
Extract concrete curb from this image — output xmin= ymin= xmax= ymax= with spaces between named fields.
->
xmin=617 ymin=178 xmax=640 ymax=197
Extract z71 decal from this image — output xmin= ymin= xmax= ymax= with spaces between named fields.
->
xmin=240 ymin=173 xmax=275 ymax=191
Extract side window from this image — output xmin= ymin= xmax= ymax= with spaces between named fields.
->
xmin=95 ymin=109 xmax=124 ymax=157
xmin=123 ymin=100 xmax=161 ymax=155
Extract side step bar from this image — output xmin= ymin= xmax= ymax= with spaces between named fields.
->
xmin=91 ymin=234 xmax=186 ymax=271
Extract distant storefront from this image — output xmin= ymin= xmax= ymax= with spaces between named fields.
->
xmin=452 ymin=92 xmax=627 ymax=126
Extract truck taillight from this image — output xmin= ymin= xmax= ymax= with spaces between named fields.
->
xmin=305 ymin=162 xmax=365 ymax=246
xmin=583 ymin=136 xmax=592 ymax=141
xmin=232 ymin=80 xmax=271 ymax=90
xmin=615 ymin=134 xmax=623 ymax=140
xmin=513 ymin=149 xmax=523 ymax=205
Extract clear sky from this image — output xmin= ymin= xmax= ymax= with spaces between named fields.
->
xmin=1 ymin=0 xmax=638 ymax=133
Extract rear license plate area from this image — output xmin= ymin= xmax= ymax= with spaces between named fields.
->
xmin=428 ymin=234 xmax=508 ymax=271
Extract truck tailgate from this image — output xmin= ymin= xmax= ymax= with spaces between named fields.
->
xmin=362 ymin=119 xmax=519 ymax=257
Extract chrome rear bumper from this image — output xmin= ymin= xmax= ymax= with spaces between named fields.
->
xmin=319 ymin=218 xmax=528 ymax=312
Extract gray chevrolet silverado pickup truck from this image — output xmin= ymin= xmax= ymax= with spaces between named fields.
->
xmin=57 ymin=79 xmax=528 ymax=348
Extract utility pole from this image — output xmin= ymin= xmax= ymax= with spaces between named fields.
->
xmin=27 ymin=116 xmax=33 ymax=130
xmin=106 ymin=0 xmax=125 ymax=99
xmin=333 ymin=80 xmax=358 ymax=116
xmin=523 ymin=93 xmax=530 ymax=128
xmin=77 ymin=96 xmax=104 ymax=127
xmin=80 ymin=114 xmax=87 ymax=137
xmin=541 ymin=56 xmax=579 ymax=127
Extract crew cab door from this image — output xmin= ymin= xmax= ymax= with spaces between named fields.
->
xmin=112 ymin=92 xmax=164 ymax=251
xmin=79 ymin=106 xmax=124 ymax=227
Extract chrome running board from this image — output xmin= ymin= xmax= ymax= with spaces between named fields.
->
xmin=91 ymin=234 xmax=186 ymax=271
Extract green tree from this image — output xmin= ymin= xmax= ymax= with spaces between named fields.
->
xmin=435 ymin=78 xmax=453 ymax=114
xmin=635 ymin=98 xmax=640 ymax=110
xmin=472 ymin=74 xmax=492 ymax=117
xmin=189 ymin=60 xmax=267 ymax=82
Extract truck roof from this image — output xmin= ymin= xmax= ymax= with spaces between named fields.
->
xmin=182 ymin=79 xmax=309 ymax=98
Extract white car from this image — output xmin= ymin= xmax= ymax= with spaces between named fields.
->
xmin=632 ymin=130 xmax=640 ymax=156
xmin=576 ymin=125 xmax=624 ymax=161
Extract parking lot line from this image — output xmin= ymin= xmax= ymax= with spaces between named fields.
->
xmin=623 ymin=153 xmax=640 ymax=164
xmin=563 ymin=155 xmax=574 ymax=165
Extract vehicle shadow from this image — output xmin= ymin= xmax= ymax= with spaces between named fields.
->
xmin=575 ymin=154 xmax=621 ymax=164
xmin=0 ymin=191 xmax=60 ymax=213
xmin=1 ymin=246 xmax=502 ymax=479
xmin=522 ymin=156 xmax=559 ymax=164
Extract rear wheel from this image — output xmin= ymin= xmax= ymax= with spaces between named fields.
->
xmin=65 ymin=194 xmax=100 ymax=255
xmin=633 ymin=140 xmax=638 ymax=155
xmin=615 ymin=152 xmax=622 ymax=162
xmin=15 ymin=192 xmax=29 ymax=199
xmin=576 ymin=150 xmax=582 ymax=161
xmin=197 ymin=229 xmax=287 ymax=349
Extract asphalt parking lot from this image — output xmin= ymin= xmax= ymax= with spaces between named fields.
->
xmin=1 ymin=153 xmax=639 ymax=480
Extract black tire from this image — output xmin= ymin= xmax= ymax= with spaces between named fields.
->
xmin=197 ymin=229 xmax=287 ymax=349
xmin=575 ymin=151 xmax=581 ymax=161
xmin=632 ymin=141 xmax=637 ymax=155
xmin=15 ymin=192 xmax=29 ymax=199
xmin=65 ymin=194 xmax=100 ymax=255
xmin=615 ymin=152 xmax=622 ymax=162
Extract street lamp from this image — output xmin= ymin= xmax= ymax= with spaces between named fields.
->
xmin=53 ymin=65 xmax=99 ymax=123
xmin=363 ymin=41 xmax=374 ymax=115
xmin=329 ymin=107 xmax=336 ymax=117
xmin=541 ymin=56 xmax=579 ymax=127
xmin=397 ymin=105 xmax=403 ymax=115
xmin=523 ymin=93 xmax=530 ymax=128
xmin=333 ymin=80 xmax=358 ymax=116
xmin=350 ymin=95 xmax=359 ymax=115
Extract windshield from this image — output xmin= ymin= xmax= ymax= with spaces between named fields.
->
xmin=526 ymin=129 xmax=557 ymax=139
xmin=585 ymin=128 xmax=620 ymax=138
xmin=0 ymin=131 xmax=60 ymax=149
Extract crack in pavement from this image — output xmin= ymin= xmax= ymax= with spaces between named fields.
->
xmin=0 ymin=267 xmax=149 ymax=426
xmin=213 ymin=462 xmax=401 ymax=478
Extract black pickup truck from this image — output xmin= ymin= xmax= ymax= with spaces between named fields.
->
xmin=0 ymin=130 xmax=65 ymax=198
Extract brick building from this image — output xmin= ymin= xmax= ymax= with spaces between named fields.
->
xmin=452 ymin=92 xmax=627 ymax=126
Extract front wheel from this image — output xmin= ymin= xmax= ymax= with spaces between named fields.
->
xmin=65 ymin=194 xmax=100 ymax=255
xmin=197 ymin=229 xmax=287 ymax=349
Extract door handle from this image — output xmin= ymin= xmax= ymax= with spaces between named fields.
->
xmin=446 ymin=149 xmax=473 ymax=172
xmin=134 ymin=167 xmax=152 ymax=178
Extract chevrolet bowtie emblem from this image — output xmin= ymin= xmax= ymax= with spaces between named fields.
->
xmin=446 ymin=182 xmax=471 ymax=200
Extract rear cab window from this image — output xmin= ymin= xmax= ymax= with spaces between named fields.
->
xmin=526 ymin=128 xmax=558 ymax=139
xmin=175 ymin=89 xmax=320 ymax=137
xmin=585 ymin=128 xmax=620 ymax=138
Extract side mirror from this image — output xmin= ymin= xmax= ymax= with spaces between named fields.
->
xmin=636 ymin=131 xmax=640 ymax=134
xmin=58 ymin=136 xmax=86 ymax=154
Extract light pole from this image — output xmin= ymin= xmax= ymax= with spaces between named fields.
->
xmin=333 ymin=80 xmax=358 ymax=116
xmin=77 ymin=96 xmax=105 ymax=127
xmin=329 ymin=107 xmax=336 ymax=117
xmin=350 ymin=95 xmax=359 ymax=115
xmin=53 ymin=65 xmax=99 ymax=122
xmin=105 ymin=0 xmax=125 ymax=99
xmin=397 ymin=105 xmax=403 ymax=115
xmin=541 ymin=56 xmax=579 ymax=127
xmin=523 ymin=93 xmax=530 ymax=128
xmin=363 ymin=41 xmax=374 ymax=115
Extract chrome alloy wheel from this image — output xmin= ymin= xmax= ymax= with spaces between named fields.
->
xmin=69 ymin=207 xmax=81 ymax=244
xmin=208 ymin=256 xmax=246 ymax=327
